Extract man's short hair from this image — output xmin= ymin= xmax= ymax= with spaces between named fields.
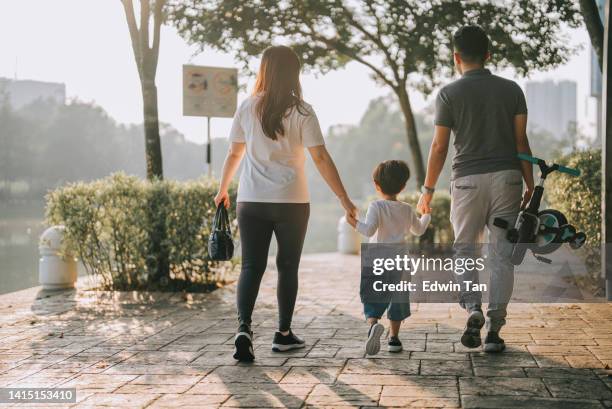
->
xmin=372 ymin=160 xmax=410 ymax=195
xmin=453 ymin=25 xmax=489 ymax=64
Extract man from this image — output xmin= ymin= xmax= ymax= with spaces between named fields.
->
xmin=417 ymin=25 xmax=534 ymax=353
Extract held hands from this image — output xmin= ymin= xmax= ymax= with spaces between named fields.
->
xmin=339 ymin=195 xmax=358 ymax=228
xmin=417 ymin=192 xmax=433 ymax=215
xmin=340 ymin=195 xmax=357 ymax=219
xmin=346 ymin=212 xmax=358 ymax=228
xmin=214 ymin=190 xmax=230 ymax=209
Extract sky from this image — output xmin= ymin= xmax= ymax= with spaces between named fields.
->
xmin=0 ymin=0 xmax=599 ymax=144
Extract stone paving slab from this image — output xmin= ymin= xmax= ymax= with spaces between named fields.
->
xmin=0 ymin=253 xmax=610 ymax=408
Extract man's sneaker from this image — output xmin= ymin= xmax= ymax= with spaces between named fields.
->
xmin=460 ymin=309 xmax=485 ymax=348
xmin=272 ymin=330 xmax=305 ymax=352
xmin=483 ymin=331 xmax=506 ymax=353
xmin=365 ymin=322 xmax=385 ymax=356
xmin=388 ymin=336 xmax=403 ymax=353
xmin=233 ymin=324 xmax=255 ymax=362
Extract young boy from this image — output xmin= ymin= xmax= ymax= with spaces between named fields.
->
xmin=347 ymin=160 xmax=431 ymax=355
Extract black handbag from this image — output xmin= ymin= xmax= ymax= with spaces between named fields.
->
xmin=208 ymin=203 xmax=234 ymax=261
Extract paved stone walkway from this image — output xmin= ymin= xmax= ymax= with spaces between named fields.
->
xmin=0 ymin=253 xmax=611 ymax=408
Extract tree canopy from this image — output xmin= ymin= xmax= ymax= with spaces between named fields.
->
xmin=170 ymin=0 xmax=583 ymax=186
xmin=170 ymin=0 xmax=582 ymax=94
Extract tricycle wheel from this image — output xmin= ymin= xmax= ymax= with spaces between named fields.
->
xmin=534 ymin=209 xmax=567 ymax=255
xmin=569 ymin=232 xmax=587 ymax=250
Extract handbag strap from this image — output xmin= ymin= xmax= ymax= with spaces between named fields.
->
xmin=222 ymin=205 xmax=231 ymax=234
xmin=213 ymin=203 xmax=231 ymax=234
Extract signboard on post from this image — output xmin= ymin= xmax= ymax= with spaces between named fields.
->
xmin=182 ymin=65 xmax=238 ymax=176
xmin=183 ymin=65 xmax=238 ymax=118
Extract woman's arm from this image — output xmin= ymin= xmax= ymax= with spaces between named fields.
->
xmin=307 ymin=145 xmax=357 ymax=217
xmin=214 ymin=142 xmax=246 ymax=208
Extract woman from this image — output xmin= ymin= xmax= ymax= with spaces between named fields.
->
xmin=214 ymin=46 xmax=356 ymax=362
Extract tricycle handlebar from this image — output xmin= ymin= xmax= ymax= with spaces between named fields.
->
xmin=517 ymin=153 xmax=580 ymax=177
xmin=557 ymin=164 xmax=580 ymax=177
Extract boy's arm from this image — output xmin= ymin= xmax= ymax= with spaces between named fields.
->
xmin=355 ymin=203 xmax=379 ymax=237
xmin=409 ymin=211 xmax=431 ymax=236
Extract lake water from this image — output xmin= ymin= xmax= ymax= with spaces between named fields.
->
xmin=0 ymin=199 xmax=342 ymax=295
xmin=0 ymin=201 xmax=46 ymax=295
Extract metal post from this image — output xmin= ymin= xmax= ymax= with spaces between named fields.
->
xmin=603 ymin=0 xmax=612 ymax=300
xmin=207 ymin=116 xmax=212 ymax=177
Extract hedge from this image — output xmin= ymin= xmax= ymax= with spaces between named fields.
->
xmin=45 ymin=173 xmax=238 ymax=291
xmin=547 ymin=148 xmax=601 ymax=275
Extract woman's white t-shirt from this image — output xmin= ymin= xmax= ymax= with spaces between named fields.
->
xmin=229 ymin=95 xmax=325 ymax=203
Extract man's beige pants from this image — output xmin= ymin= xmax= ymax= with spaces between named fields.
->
xmin=451 ymin=169 xmax=523 ymax=332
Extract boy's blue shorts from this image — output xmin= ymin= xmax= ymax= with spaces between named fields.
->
xmin=363 ymin=301 xmax=411 ymax=321
xmin=361 ymin=265 xmax=411 ymax=321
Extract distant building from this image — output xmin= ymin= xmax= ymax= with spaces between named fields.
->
xmin=526 ymin=80 xmax=577 ymax=139
xmin=0 ymin=78 xmax=66 ymax=110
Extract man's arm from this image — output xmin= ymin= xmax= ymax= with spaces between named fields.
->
xmin=417 ymin=125 xmax=451 ymax=214
xmin=514 ymin=114 xmax=534 ymax=208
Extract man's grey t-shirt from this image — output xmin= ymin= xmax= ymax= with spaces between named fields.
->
xmin=435 ymin=68 xmax=527 ymax=180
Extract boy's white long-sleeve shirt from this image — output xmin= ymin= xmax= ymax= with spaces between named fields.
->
xmin=356 ymin=199 xmax=431 ymax=243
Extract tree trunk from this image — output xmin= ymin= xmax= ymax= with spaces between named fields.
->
xmin=579 ymin=0 xmax=604 ymax=71
xmin=396 ymin=88 xmax=426 ymax=188
xmin=121 ymin=0 xmax=168 ymax=286
xmin=141 ymin=78 xmax=163 ymax=180
xmin=141 ymin=76 xmax=168 ymax=285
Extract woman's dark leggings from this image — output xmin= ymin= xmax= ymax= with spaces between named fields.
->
xmin=236 ymin=202 xmax=310 ymax=332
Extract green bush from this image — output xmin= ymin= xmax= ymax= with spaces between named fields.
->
xmin=546 ymin=148 xmax=601 ymax=276
xmin=45 ymin=173 xmax=238 ymax=291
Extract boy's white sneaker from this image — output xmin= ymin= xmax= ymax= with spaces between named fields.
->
xmin=365 ymin=322 xmax=385 ymax=356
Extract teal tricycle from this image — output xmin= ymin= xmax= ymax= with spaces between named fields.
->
xmin=493 ymin=153 xmax=587 ymax=265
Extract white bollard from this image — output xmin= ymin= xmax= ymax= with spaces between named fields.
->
xmin=337 ymin=216 xmax=361 ymax=254
xmin=39 ymin=226 xmax=77 ymax=290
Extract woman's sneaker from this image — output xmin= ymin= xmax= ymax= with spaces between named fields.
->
xmin=388 ymin=336 xmax=403 ymax=353
xmin=483 ymin=331 xmax=506 ymax=353
xmin=461 ymin=309 xmax=485 ymax=348
xmin=365 ymin=322 xmax=385 ymax=356
xmin=272 ymin=330 xmax=305 ymax=352
xmin=233 ymin=324 xmax=255 ymax=362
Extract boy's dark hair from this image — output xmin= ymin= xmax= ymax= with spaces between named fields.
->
xmin=372 ymin=160 xmax=410 ymax=196
xmin=453 ymin=25 xmax=489 ymax=64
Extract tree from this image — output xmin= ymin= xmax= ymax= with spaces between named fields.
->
xmin=121 ymin=0 xmax=165 ymax=180
xmin=170 ymin=0 xmax=581 ymax=187
xmin=579 ymin=0 xmax=604 ymax=70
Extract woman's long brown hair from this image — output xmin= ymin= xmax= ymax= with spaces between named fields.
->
xmin=253 ymin=46 xmax=307 ymax=140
